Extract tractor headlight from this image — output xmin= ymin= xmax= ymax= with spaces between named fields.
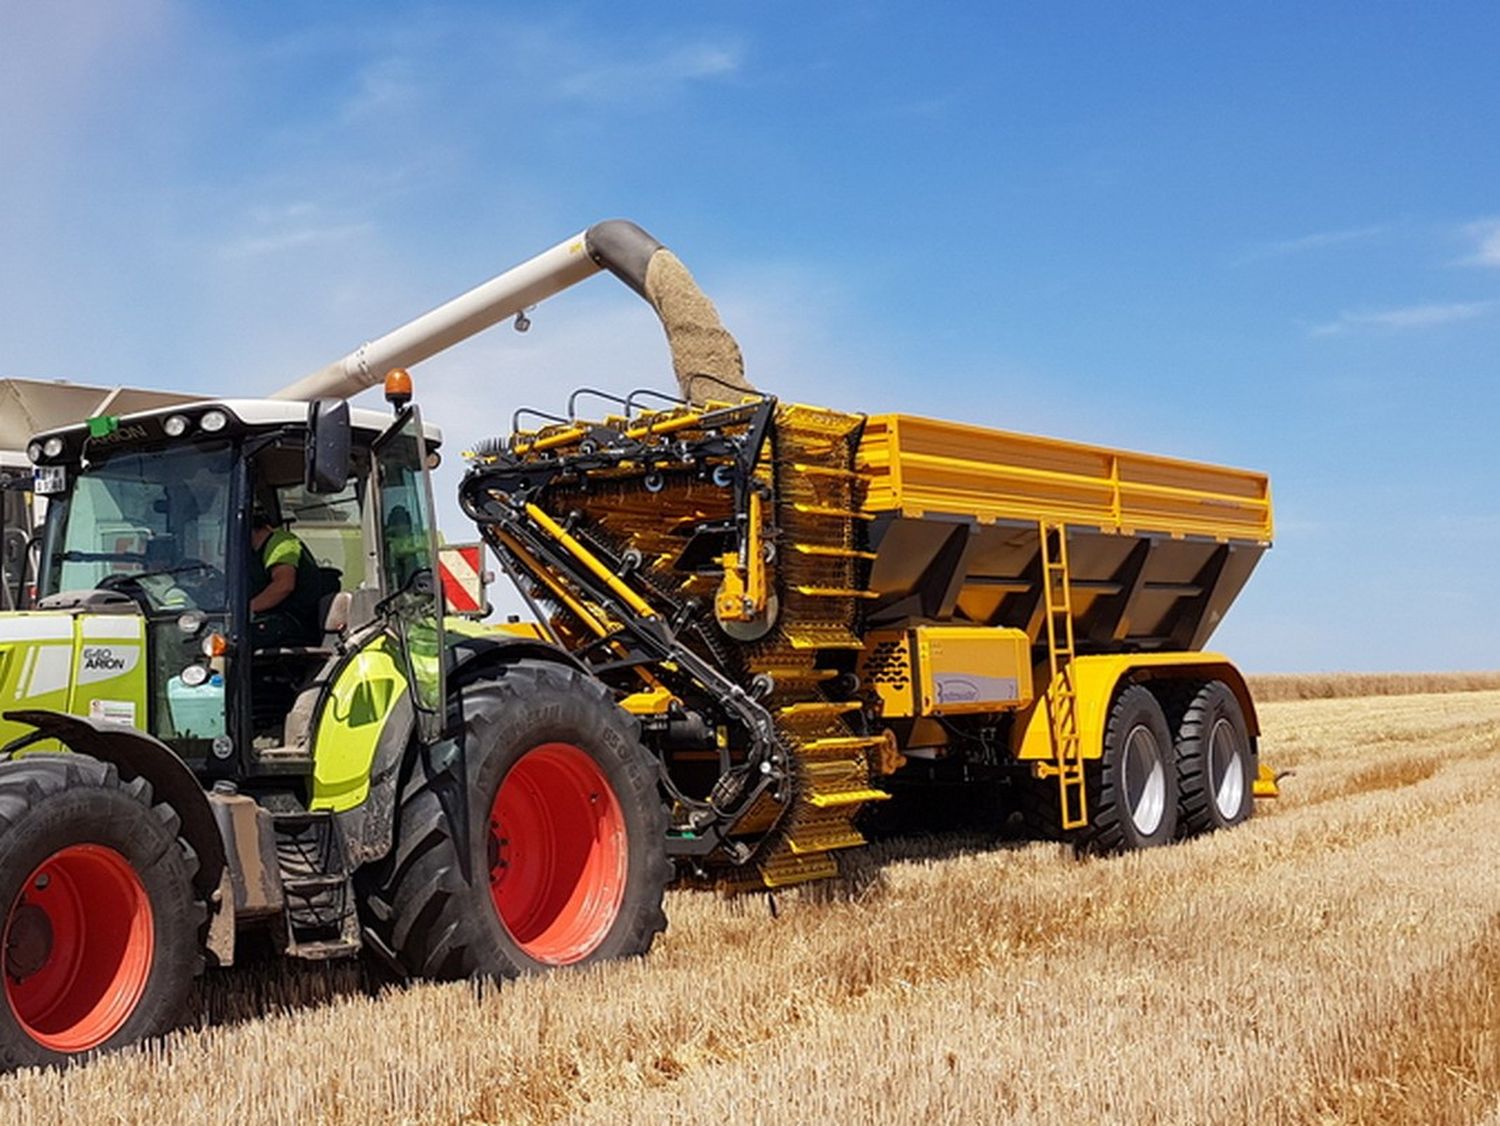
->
xmin=163 ymin=414 xmax=190 ymax=438
xmin=200 ymin=410 xmax=228 ymax=433
xmin=26 ymin=442 xmax=42 ymax=464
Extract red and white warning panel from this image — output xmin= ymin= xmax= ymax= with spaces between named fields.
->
xmin=438 ymin=542 xmax=490 ymax=617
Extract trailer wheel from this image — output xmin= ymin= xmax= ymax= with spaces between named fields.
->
xmin=1076 ymin=684 xmax=1178 ymax=852
xmin=1174 ymin=680 xmax=1254 ymax=835
xmin=361 ymin=661 xmax=670 ymax=980
xmin=0 ymin=754 xmax=203 ymax=1071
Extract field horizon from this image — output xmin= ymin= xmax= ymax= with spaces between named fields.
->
xmin=1246 ymin=670 xmax=1500 ymax=701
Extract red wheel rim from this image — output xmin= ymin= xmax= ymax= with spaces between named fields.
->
xmin=488 ymin=743 xmax=628 ymax=965
xmin=3 ymin=844 xmax=154 ymax=1053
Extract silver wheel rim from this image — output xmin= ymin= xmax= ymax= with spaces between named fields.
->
xmin=1123 ymin=724 xmax=1166 ymax=836
xmin=1209 ymin=717 xmax=1245 ymax=819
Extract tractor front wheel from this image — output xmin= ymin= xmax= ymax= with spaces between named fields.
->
xmin=0 ymin=754 xmax=203 ymax=1070
xmin=362 ymin=660 xmax=670 ymax=979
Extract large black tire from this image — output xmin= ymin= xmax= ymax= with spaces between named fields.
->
xmin=1174 ymin=680 xmax=1255 ymax=836
xmin=0 ymin=753 xmax=204 ymax=1070
xmin=360 ymin=661 xmax=670 ymax=979
xmin=1075 ymin=684 xmax=1179 ymax=853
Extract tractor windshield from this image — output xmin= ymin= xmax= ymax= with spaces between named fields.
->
xmin=39 ymin=442 xmax=234 ymax=613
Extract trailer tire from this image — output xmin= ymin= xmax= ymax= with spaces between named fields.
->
xmin=1014 ymin=770 xmax=1068 ymax=843
xmin=360 ymin=661 xmax=670 ymax=980
xmin=1174 ymin=680 xmax=1254 ymax=836
xmin=0 ymin=753 xmax=204 ymax=1071
xmin=1076 ymin=684 xmax=1178 ymax=853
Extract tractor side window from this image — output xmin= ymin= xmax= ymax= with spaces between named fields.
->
xmin=372 ymin=408 xmax=444 ymax=741
xmin=374 ymin=426 xmax=435 ymax=597
xmin=274 ymin=479 xmax=365 ymax=591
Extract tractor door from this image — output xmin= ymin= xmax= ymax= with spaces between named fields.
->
xmin=371 ymin=407 xmax=446 ymax=742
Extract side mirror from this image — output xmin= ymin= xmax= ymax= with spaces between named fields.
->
xmin=305 ymin=398 xmax=352 ymax=494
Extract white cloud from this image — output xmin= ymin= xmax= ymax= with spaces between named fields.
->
xmin=555 ymin=40 xmax=742 ymax=100
xmin=1236 ymin=225 xmax=1386 ymax=265
xmin=215 ymin=202 xmax=376 ymax=260
xmin=1309 ymin=299 xmax=1498 ymax=336
xmin=1462 ymin=218 xmax=1500 ymax=267
xmin=341 ymin=55 xmax=423 ymax=122
xmin=220 ymin=222 xmax=373 ymax=260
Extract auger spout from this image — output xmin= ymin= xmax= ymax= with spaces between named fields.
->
xmin=271 ymin=220 xmax=755 ymax=406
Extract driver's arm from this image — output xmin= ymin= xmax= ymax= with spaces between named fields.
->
xmin=251 ymin=564 xmax=296 ymax=613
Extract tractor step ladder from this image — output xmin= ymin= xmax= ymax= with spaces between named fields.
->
xmin=1037 ymin=521 xmax=1087 ymax=830
xmin=273 ymin=809 xmax=362 ymax=959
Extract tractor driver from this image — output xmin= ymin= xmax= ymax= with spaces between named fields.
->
xmin=249 ymin=509 xmax=324 ymax=648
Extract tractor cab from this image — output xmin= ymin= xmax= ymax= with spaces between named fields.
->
xmin=8 ymin=397 xmax=446 ymax=782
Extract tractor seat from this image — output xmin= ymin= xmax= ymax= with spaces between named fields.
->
xmin=255 ymin=590 xmax=353 ymax=661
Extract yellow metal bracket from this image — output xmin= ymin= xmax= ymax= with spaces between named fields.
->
xmin=714 ymin=488 xmax=769 ymax=625
xmin=1252 ymin=762 xmax=1281 ymax=798
xmin=524 ymin=502 xmax=658 ymax=619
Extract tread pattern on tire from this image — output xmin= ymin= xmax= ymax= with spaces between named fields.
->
xmin=0 ymin=752 xmax=205 ymax=1070
xmin=1174 ymin=680 xmax=1255 ymax=837
xmin=1073 ymin=683 xmax=1178 ymax=854
xmin=360 ymin=660 xmax=671 ymax=981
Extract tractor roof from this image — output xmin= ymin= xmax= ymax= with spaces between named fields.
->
xmin=25 ymin=398 xmax=443 ymax=467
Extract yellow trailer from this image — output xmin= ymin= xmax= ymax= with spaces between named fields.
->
xmin=462 ymin=394 xmax=1277 ymax=889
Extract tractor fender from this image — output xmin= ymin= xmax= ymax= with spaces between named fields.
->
xmin=0 ymin=709 xmax=227 ymax=901
xmin=335 ymin=690 xmax=415 ymax=867
xmin=322 ymin=634 xmax=585 ymax=867
xmin=331 ymin=634 xmax=591 ymax=872
xmin=447 ymin=631 xmax=588 ymax=689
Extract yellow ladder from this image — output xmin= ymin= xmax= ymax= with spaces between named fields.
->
xmin=1037 ymin=520 xmax=1087 ymax=829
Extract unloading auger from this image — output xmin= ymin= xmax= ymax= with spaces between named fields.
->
xmin=273 ymin=220 xmax=756 ymax=407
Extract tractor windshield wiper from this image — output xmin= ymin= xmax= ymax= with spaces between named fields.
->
xmin=60 ymin=552 xmax=213 ymax=582
xmin=117 ymin=562 xmax=216 ymax=581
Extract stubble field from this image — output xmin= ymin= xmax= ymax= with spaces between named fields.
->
xmin=3 ymin=684 xmax=1500 ymax=1124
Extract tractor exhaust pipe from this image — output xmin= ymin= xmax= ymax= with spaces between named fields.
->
xmin=272 ymin=220 xmax=755 ymax=406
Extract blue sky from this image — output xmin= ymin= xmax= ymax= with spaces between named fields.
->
xmin=2 ymin=2 xmax=1497 ymax=672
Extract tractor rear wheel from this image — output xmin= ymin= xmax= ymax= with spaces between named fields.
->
xmin=1174 ymin=680 xmax=1255 ymax=835
xmin=1075 ymin=684 xmax=1179 ymax=853
xmin=361 ymin=661 xmax=670 ymax=980
xmin=0 ymin=754 xmax=203 ymax=1070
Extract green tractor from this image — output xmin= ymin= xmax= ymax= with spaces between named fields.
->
xmin=0 ymin=392 xmax=670 ymax=1068
xmin=0 ymin=218 xmax=764 ymax=1068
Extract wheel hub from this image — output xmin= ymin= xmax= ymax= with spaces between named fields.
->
xmin=3 ymin=902 xmax=52 ymax=981
xmin=488 ymin=820 xmax=511 ymax=886
xmin=1209 ymin=718 xmax=1245 ymax=818
xmin=1123 ymin=726 xmax=1167 ymax=836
